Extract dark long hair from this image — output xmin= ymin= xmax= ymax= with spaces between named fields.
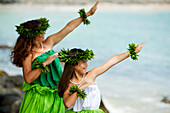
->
xmin=58 ymin=48 xmax=84 ymax=98
xmin=10 ymin=20 xmax=41 ymax=67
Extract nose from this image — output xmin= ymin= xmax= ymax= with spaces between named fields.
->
xmin=85 ymin=62 xmax=88 ymax=67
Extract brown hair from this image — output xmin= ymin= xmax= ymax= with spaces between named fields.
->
xmin=10 ymin=20 xmax=41 ymax=67
xmin=58 ymin=48 xmax=84 ymax=98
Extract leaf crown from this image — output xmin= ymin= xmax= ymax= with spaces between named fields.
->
xmin=15 ymin=17 xmax=50 ymax=38
xmin=58 ymin=48 xmax=95 ymax=64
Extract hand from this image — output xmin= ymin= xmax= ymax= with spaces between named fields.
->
xmin=42 ymin=53 xmax=58 ymax=66
xmin=86 ymin=1 xmax=99 ymax=17
xmin=135 ymin=41 xmax=147 ymax=53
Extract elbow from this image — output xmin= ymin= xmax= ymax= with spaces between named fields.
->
xmin=63 ymin=100 xmax=72 ymax=109
xmin=64 ymin=103 xmax=72 ymax=109
xmin=66 ymin=24 xmax=74 ymax=33
xmin=24 ymin=78 xmax=32 ymax=84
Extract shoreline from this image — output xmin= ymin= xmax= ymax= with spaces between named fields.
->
xmin=0 ymin=3 xmax=170 ymax=12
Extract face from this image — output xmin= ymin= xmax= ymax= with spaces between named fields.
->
xmin=35 ymin=33 xmax=45 ymax=42
xmin=74 ymin=60 xmax=88 ymax=75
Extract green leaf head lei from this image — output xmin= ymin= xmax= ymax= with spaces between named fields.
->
xmin=15 ymin=17 xmax=50 ymax=38
xmin=58 ymin=48 xmax=95 ymax=64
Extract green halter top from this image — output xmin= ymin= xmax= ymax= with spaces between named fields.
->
xmin=30 ymin=49 xmax=62 ymax=89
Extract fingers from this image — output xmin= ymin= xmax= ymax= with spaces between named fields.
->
xmin=52 ymin=53 xmax=58 ymax=58
xmin=94 ymin=1 xmax=99 ymax=7
xmin=141 ymin=41 xmax=147 ymax=45
xmin=54 ymin=53 xmax=58 ymax=57
xmin=49 ymin=53 xmax=58 ymax=59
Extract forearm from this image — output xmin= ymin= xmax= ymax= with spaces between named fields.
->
xmin=94 ymin=51 xmax=130 ymax=76
xmin=46 ymin=13 xmax=90 ymax=47
xmin=66 ymin=13 xmax=90 ymax=31
xmin=24 ymin=68 xmax=42 ymax=84
xmin=111 ymin=51 xmax=130 ymax=64
xmin=64 ymin=92 xmax=78 ymax=108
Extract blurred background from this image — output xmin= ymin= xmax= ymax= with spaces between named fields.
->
xmin=0 ymin=0 xmax=170 ymax=113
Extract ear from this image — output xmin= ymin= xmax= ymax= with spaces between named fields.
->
xmin=74 ymin=65 xmax=78 ymax=70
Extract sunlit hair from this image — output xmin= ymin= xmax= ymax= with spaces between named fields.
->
xmin=10 ymin=20 xmax=41 ymax=67
xmin=58 ymin=48 xmax=84 ymax=98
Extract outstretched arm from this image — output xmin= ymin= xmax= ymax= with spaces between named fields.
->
xmin=90 ymin=41 xmax=147 ymax=78
xmin=44 ymin=1 xmax=99 ymax=49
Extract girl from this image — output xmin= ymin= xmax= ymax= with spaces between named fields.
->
xmin=58 ymin=41 xmax=147 ymax=113
xmin=10 ymin=1 xmax=99 ymax=113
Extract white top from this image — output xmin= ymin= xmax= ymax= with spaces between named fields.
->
xmin=67 ymin=85 xmax=101 ymax=112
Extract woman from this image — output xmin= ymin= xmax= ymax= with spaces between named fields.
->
xmin=58 ymin=41 xmax=147 ymax=113
xmin=10 ymin=2 xmax=99 ymax=113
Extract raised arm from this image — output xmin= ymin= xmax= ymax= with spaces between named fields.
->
xmin=90 ymin=41 xmax=147 ymax=78
xmin=44 ymin=1 xmax=99 ymax=48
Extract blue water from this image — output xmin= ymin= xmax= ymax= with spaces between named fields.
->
xmin=0 ymin=4 xmax=170 ymax=113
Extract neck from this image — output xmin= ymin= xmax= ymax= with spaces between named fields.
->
xmin=34 ymin=41 xmax=42 ymax=48
xmin=70 ymin=72 xmax=85 ymax=85
xmin=72 ymin=71 xmax=84 ymax=81
xmin=33 ymin=41 xmax=44 ymax=52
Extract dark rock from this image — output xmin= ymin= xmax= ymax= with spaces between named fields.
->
xmin=0 ymin=70 xmax=23 ymax=88
xmin=0 ymin=71 xmax=9 ymax=87
xmin=0 ymin=70 xmax=24 ymax=113
xmin=0 ymin=45 xmax=12 ymax=49
xmin=99 ymin=97 xmax=109 ymax=113
xmin=161 ymin=97 xmax=170 ymax=104
xmin=7 ymin=75 xmax=23 ymax=88
xmin=0 ymin=94 xmax=22 ymax=113
xmin=0 ymin=94 xmax=20 ymax=106
xmin=0 ymin=105 xmax=11 ymax=113
xmin=11 ymin=99 xmax=22 ymax=113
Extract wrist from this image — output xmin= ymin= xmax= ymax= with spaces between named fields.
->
xmin=78 ymin=9 xmax=91 ymax=25
xmin=42 ymin=62 xmax=46 ymax=67
xmin=86 ymin=12 xmax=90 ymax=17
xmin=34 ymin=59 xmax=50 ymax=73
xmin=69 ymin=85 xmax=87 ymax=100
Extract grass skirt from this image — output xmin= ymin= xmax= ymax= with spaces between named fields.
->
xmin=19 ymin=82 xmax=65 ymax=113
xmin=66 ymin=109 xmax=104 ymax=113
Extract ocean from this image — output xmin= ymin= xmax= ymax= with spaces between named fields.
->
xmin=0 ymin=4 xmax=170 ymax=113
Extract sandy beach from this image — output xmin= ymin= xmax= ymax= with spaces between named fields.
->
xmin=0 ymin=3 xmax=170 ymax=12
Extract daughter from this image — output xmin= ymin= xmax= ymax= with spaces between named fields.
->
xmin=58 ymin=41 xmax=147 ymax=113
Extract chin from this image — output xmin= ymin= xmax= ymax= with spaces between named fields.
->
xmin=83 ymin=70 xmax=86 ymax=74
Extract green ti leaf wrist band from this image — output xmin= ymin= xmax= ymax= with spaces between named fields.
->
xmin=127 ymin=43 xmax=139 ymax=60
xmin=69 ymin=85 xmax=87 ymax=100
xmin=34 ymin=59 xmax=50 ymax=73
xmin=78 ymin=9 xmax=91 ymax=25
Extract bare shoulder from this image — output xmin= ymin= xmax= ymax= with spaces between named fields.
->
xmin=43 ymin=42 xmax=53 ymax=50
xmin=43 ymin=36 xmax=54 ymax=48
xmin=23 ymin=53 xmax=33 ymax=65
xmin=85 ymin=71 xmax=96 ymax=81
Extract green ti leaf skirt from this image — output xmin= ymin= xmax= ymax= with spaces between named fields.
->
xmin=19 ymin=82 xmax=65 ymax=113
xmin=66 ymin=109 xmax=104 ymax=113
